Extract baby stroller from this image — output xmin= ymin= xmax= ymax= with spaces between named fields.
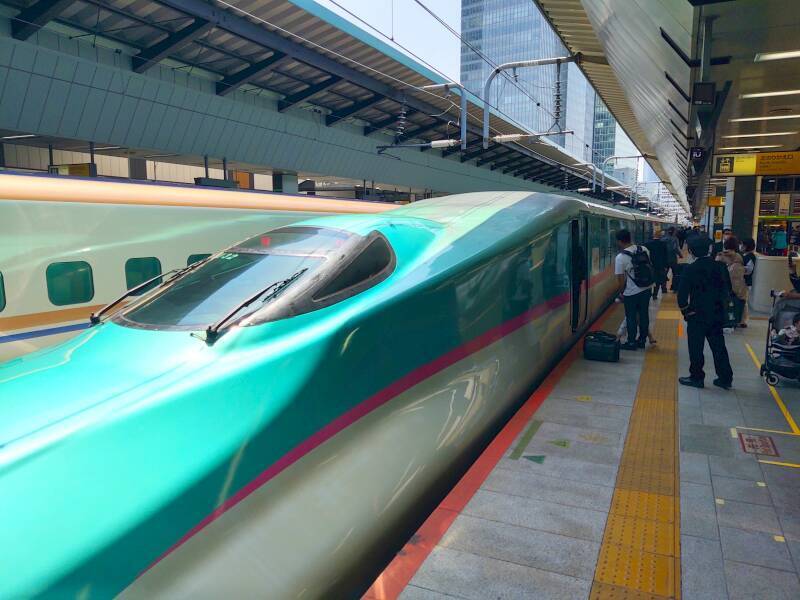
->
xmin=760 ymin=293 xmax=800 ymax=385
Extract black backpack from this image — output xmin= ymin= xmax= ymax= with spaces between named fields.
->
xmin=622 ymin=246 xmax=654 ymax=287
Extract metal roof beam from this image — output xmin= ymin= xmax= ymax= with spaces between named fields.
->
xmin=326 ymin=94 xmax=383 ymax=126
xmin=398 ymin=121 xmax=443 ymax=142
xmin=363 ymin=110 xmax=416 ymax=136
xmin=132 ymin=18 xmax=215 ymax=73
xmin=494 ymin=155 xmax=528 ymax=171
xmin=278 ymin=76 xmax=342 ymax=111
xmin=12 ymin=0 xmax=74 ymax=40
xmin=476 ymin=149 xmax=514 ymax=166
xmin=460 ymin=145 xmax=497 ymax=163
xmin=216 ymin=52 xmax=288 ymax=96
xmin=503 ymin=159 xmax=537 ymax=174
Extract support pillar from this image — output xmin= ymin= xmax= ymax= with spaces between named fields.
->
xmin=730 ymin=176 xmax=757 ymax=241
xmin=272 ymin=172 xmax=298 ymax=194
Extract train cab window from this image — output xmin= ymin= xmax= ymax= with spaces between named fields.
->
xmin=125 ymin=257 xmax=163 ymax=295
xmin=313 ymin=235 xmax=393 ymax=301
xmin=117 ymin=227 xmax=381 ymax=330
xmin=0 ymin=271 xmax=5 ymax=312
xmin=46 ymin=261 xmax=94 ymax=306
xmin=187 ymin=254 xmax=211 ymax=266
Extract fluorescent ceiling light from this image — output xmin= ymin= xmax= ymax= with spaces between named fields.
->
xmin=722 ymin=131 xmax=798 ymax=138
xmin=718 ymin=144 xmax=782 ymax=150
xmin=730 ymin=115 xmax=800 ymax=122
xmin=94 ymin=146 xmax=122 ymax=151
xmin=755 ymin=50 xmax=800 ymax=62
xmin=1 ymin=134 xmax=36 ymax=140
xmin=741 ymin=89 xmax=800 ymax=99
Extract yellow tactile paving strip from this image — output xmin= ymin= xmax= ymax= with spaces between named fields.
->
xmin=590 ymin=295 xmax=681 ymax=599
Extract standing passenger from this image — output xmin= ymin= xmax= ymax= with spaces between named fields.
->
xmin=774 ymin=226 xmax=788 ymax=256
xmin=716 ymin=236 xmax=747 ymax=327
xmin=615 ymin=229 xmax=653 ymax=350
xmin=663 ymin=226 xmax=680 ymax=290
xmin=678 ymin=237 xmax=734 ymax=389
xmin=740 ymin=237 xmax=757 ymax=328
xmin=645 ymin=231 xmax=668 ymax=300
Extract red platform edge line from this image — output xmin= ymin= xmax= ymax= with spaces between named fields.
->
xmin=363 ymin=303 xmax=620 ymax=599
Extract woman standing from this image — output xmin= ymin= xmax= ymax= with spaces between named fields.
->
xmin=716 ymin=236 xmax=747 ymax=327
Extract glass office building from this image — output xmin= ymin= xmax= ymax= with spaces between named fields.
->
xmin=460 ymin=0 xmax=634 ymax=169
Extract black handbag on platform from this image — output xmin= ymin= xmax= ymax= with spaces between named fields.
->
xmin=583 ymin=331 xmax=621 ymax=362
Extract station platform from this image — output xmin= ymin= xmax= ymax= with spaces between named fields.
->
xmin=365 ymin=295 xmax=800 ymax=599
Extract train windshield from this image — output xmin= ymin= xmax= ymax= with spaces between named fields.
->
xmin=118 ymin=227 xmax=351 ymax=329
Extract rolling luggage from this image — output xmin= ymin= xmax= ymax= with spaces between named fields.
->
xmin=583 ymin=331 xmax=620 ymax=362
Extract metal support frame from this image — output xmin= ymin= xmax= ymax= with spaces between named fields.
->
xmin=482 ymin=54 xmax=579 ymax=148
xmin=598 ymin=154 xmax=649 ymax=193
xmin=11 ymin=0 xmax=74 ymax=40
xmin=132 ymin=18 xmax=215 ymax=73
xmin=326 ymin=95 xmax=384 ymax=126
xmin=279 ymin=76 xmax=342 ymax=111
xmin=216 ymin=51 xmax=288 ymax=96
xmin=421 ymin=83 xmax=467 ymax=150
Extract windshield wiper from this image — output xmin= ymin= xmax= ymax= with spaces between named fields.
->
xmin=202 ymin=268 xmax=309 ymax=345
xmin=90 ymin=255 xmax=214 ymax=325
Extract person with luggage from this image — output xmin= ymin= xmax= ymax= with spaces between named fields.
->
xmin=645 ymin=231 xmax=668 ymax=300
xmin=716 ymin=236 xmax=747 ymax=328
xmin=740 ymin=237 xmax=757 ymax=328
xmin=678 ymin=237 xmax=734 ymax=389
xmin=615 ymin=229 xmax=653 ymax=350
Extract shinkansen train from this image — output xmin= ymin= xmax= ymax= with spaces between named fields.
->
xmin=0 ymin=173 xmax=393 ymax=361
xmin=0 ymin=190 xmax=662 ymax=598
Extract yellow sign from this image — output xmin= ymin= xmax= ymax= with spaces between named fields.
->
xmin=713 ymin=152 xmax=800 ymax=176
xmin=708 ymin=196 xmax=725 ymax=207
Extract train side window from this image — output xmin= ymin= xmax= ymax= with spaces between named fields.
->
xmin=46 ymin=261 xmax=94 ymax=306
xmin=125 ymin=257 xmax=163 ymax=295
xmin=0 ymin=271 xmax=5 ymax=312
xmin=313 ymin=234 xmax=394 ymax=302
xmin=187 ymin=253 xmax=211 ymax=266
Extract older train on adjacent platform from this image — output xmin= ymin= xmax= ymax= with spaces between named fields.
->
xmin=0 ymin=187 xmax=662 ymax=598
xmin=0 ymin=172 xmax=392 ymax=361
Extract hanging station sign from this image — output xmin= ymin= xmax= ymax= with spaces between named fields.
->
xmin=713 ymin=152 xmax=800 ymax=176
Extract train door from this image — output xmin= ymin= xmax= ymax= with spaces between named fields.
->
xmin=570 ymin=217 xmax=589 ymax=331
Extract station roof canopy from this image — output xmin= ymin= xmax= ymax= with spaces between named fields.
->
xmin=4 ymin=0 xmax=637 ymax=201
xmin=535 ymin=0 xmax=800 ymax=215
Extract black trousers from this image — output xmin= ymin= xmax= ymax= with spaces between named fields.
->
xmin=687 ymin=319 xmax=733 ymax=383
xmin=669 ymin=264 xmax=682 ymax=291
xmin=623 ymin=289 xmax=651 ymax=344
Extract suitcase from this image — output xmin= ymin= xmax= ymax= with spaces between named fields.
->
xmin=583 ymin=331 xmax=620 ymax=362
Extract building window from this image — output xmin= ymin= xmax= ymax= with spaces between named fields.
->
xmin=187 ymin=253 xmax=211 ymax=266
xmin=46 ymin=261 xmax=94 ymax=306
xmin=125 ymin=257 xmax=162 ymax=295
xmin=0 ymin=271 xmax=5 ymax=312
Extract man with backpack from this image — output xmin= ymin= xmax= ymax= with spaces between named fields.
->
xmin=615 ymin=229 xmax=654 ymax=350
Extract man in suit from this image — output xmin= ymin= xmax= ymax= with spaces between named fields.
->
xmin=678 ymin=236 xmax=734 ymax=389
